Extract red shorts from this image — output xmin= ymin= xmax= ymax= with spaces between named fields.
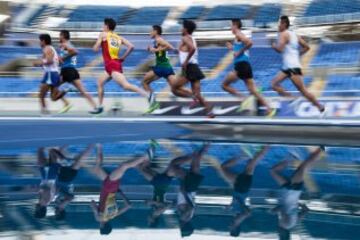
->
xmin=104 ymin=59 xmax=123 ymax=75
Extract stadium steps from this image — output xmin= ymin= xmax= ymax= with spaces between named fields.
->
xmin=208 ymin=52 xmax=233 ymax=79
xmin=164 ymin=6 xmax=188 ymax=23
xmin=30 ymin=5 xmax=58 ymax=28
xmin=119 ymin=8 xmax=137 ymax=24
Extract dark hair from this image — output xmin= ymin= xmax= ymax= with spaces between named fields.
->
xmin=39 ymin=34 xmax=51 ymax=45
xmin=280 ymin=15 xmax=290 ymax=29
xmin=34 ymin=204 xmax=47 ymax=218
xmin=104 ymin=18 xmax=116 ymax=31
xmin=60 ymin=30 xmax=70 ymax=40
xmin=55 ymin=207 xmax=66 ymax=221
xmin=230 ymin=224 xmax=242 ymax=237
xmin=183 ymin=20 xmax=196 ymax=34
xmin=180 ymin=221 xmax=194 ymax=237
xmin=278 ymin=226 xmax=291 ymax=240
xmin=100 ymin=221 xmax=112 ymax=235
xmin=231 ymin=19 xmax=242 ymax=29
xmin=152 ymin=25 xmax=162 ymax=35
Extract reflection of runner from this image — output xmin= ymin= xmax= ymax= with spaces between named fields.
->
xmin=219 ymin=146 xmax=269 ymax=237
xmin=90 ymin=144 xmax=149 ymax=235
xmin=54 ymin=145 xmax=93 ymax=220
xmin=270 ymin=147 xmax=323 ymax=240
xmin=34 ymin=147 xmax=61 ymax=218
xmin=172 ymin=144 xmax=209 ymax=237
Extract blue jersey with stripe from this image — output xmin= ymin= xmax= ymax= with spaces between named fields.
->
xmin=233 ymin=40 xmax=249 ymax=64
xmin=60 ymin=42 xmax=77 ymax=69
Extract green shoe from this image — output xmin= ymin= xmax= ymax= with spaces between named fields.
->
xmin=58 ymin=104 xmax=72 ymax=114
xmin=145 ymin=102 xmax=160 ymax=114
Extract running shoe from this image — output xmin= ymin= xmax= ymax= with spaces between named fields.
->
xmin=148 ymin=91 xmax=156 ymax=105
xmin=319 ymin=106 xmax=327 ymax=119
xmin=58 ymin=104 xmax=72 ymax=114
xmin=189 ymin=98 xmax=200 ymax=109
xmin=266 ymin=108 xmax=277 ymax=118
xmin=237 ymin=96 xmax=254 ymax=112
xmin=145 ymin=101 xmax=161 ymax=114
xmin=89 ymin=106 xmax=104 ymax=115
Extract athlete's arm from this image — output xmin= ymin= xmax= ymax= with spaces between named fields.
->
xmin=272 ymin=32 xmax=288 ymax=53
xmin=115 ymin=190 xmax=132 ymax=217
xmin=90 ymin=200 xmax=101 ymax=222
xmin=182 ymin=36 xmax=196 ymax=68
xmin=61 ymin=43 xmax=78 ymax=61
xmin=119 ymin=37 xmax=134 ymax=61
xmin=93 ymin=32 xmax=104 ymax=52
xmin=234 ymin=32 xmax=252 ymax=57
xmin=298 ymin=35 xmax=310 ymax=55
xmin=226 ymin=41 xmax=233 ymax=51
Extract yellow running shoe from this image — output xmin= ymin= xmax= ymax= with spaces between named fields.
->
xmin=58 ymin=104 xmax=72 ymax=114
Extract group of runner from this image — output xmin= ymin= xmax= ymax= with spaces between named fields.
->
xmin=34 ymin=15 xmax=325 ymax=117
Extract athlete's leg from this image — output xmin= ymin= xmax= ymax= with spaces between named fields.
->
xmin=39 ymin=84 xmax=49 ymax=112
xmin=90 ymin=144 xmax=108 ymax=181
xmin=109 ymin=154 xmax=148 ymax=181
xmin=72 ymin=79 xmax=97 ymax=109
xmin=244 ymin=79 xmax=271 ymax=111
xmin=244 ymin=146 xmax=269 ymax=175
xmin=290 ymin=75 xmax=324 ymax=111
xmin=270 ymin=160 xmax=290 ymax=186
xmin=111 ymin=71 xmax=149 ymax=98
xmin=220 ymin=157 xmax=240 ymax=185
xmin=171 ymin=76 xmax=193 ymax=98
xmin=291 ymin=147 xmax=322 ymax=184
xmin=222 ymin=71 xmax=244 ymax=98
xmin=142 ymin=70 xmax=158 ymax=93
xmin=168 ymin=75 xmax=193 ymax=97
xmin=271 ymin=72 xmax=292 ymax=97
xmin=97 ymin=71 xmax=111 ymax=107
xmin=71 ymin=144 xmax=94 ymax=170
xmin=190 ymin=144 xmax=209 ymax=174
xmin=191 ymin=80 xmax=211 ymax=111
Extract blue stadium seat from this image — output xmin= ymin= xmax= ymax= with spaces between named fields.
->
xmin=310 ymin=42 xmax=360 ymax=67
xmin=254 ymin=4 xmax=282 ymax=26
xmin=180 ymin=6 xmax=205 ymax=19
xmin=304 ymin=0 xmax=360 ymax=17
xmin=125 ymin=7 xmax=170 ymax=25
xmin=67 ymin=5 xmax=131 ymax=22
xmin=205 ymin=5 xmax=250 ymax=20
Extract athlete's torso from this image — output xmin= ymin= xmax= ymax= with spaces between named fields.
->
xmin=99 ymin=192 xmax=119 ymax=221
xmin=43 ymin=46 xmax=59 ymax=72
xmin=154 ymin=40 xmax=172 ymax=67
xmin=101 ymin=32 xmax=122 ymax=63
xmin=281 ymin=30 xmax=301 ymax=69
xmin=179 ymin=35 xmax=199 ymax=64
xmin=60 ymin=42 xmax=77 ymax=69
xmin=233 ymin=37 xmax=250 ymax=63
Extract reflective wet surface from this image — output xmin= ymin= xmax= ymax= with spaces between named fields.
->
xmin=0 ymin=140 xmax=359 ymax=239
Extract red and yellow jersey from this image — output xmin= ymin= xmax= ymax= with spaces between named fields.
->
xmin=101 ymin=32 xmax=122 ymax=63
xmin=99 ymin=192 xmax=119 ymax=222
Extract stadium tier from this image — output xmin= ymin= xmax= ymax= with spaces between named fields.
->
xmin=304 ymin=0 xmax=360 ymax=17
xmin=66 ymin=5 xmax=131 ymax=23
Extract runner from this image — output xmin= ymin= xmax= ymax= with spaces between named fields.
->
xmin=222 ymin=19 xmax=275 ymax=117
xmin=270 ymin=147 xmax=324 ymax=239
xmin=90 ymin=144 xmax=150 ymax=235
xmin=271 ymin=16 xmax=325 ymax=116
xmin=58 ymin=30 xmax=98 ymax=113
xmin=33 ymin=34 xmax=71 ymax=114
xmin=91 ymin=18 xmax=151 ymax=114
xmin=143 ymin=25 xmax=193 ymax=113
xmin=172 ymin=20 xmax=214 ymax=117
xmin=219 ymin=146 xmax=269 ymax=236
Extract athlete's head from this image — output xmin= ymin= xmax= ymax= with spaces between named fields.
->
xmin=231 ymin=19 xmax=242 ymax=33
xmin=39 ymin=34 xmax=51 ymax=47
xmin=182 ymin=20 xmax=196 ymax=36
xmin=103 ymin=18 xmax=116 ymax=32
xmin=278 ymin=15 xmax=290 ymax=32
xmin=100 ymin=221 xmax=112 ymax=235
xmin=150 ymin=25 xmax=162 ymax=38
xmin=59 ymin=30 xmax=70 ymax=43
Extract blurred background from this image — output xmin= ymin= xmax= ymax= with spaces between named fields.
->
xmin=0 ymin=0 xmax=358 ymax=116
